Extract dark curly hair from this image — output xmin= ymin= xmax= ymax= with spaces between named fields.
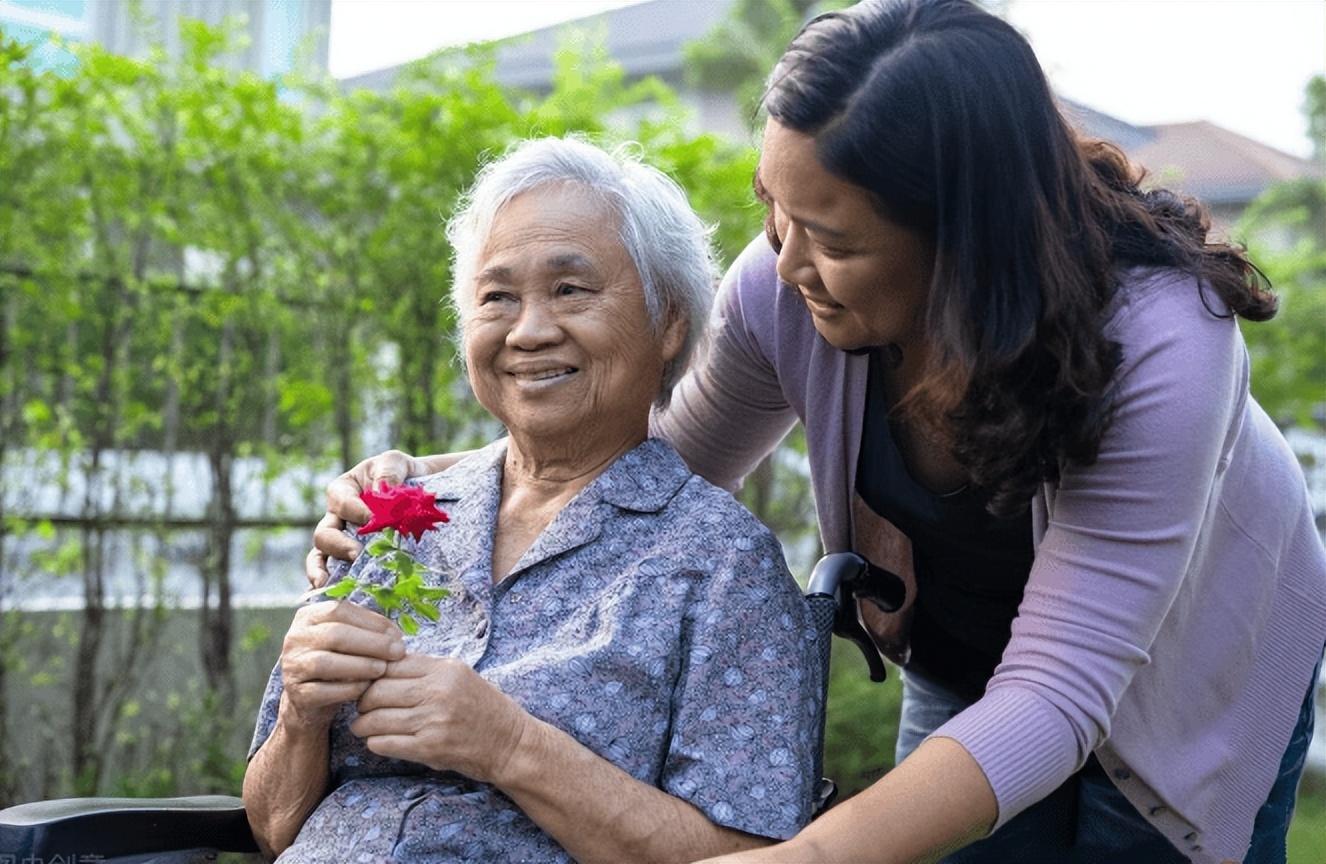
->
xmin=761 ymin=0 xmax=1276 ymax=516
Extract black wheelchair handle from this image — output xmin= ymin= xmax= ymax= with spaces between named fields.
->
xmin=856 ymin=560 xmax=906 ymax=613
xmin=807 ymin=552 xmax=866 ymax=597
xmin=840 ymin=613 xmax=889 ymax=683
xmin=806 ymin=553 xmax=906 ymax=683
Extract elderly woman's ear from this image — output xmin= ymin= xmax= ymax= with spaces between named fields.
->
xmin=661 ymin=314 xmax=688 ymax=364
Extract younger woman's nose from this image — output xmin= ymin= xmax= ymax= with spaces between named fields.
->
xmin=775 ymin=221 xmax=817 ymax=289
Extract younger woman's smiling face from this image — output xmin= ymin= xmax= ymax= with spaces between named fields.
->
xmin=757 ymin=119 xmax=935 ymax=354
xmin=463 ymin=183 xmax=683 ymax=451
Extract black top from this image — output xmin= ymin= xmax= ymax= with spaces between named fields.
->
xmin=855 ymin=349 xmax=1034 ymax=701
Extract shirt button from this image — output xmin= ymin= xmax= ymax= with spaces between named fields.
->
xmin=1149 ymin=805 xmax=1166 ymax=816
xmin=1184 ymin=832 xmax=1198 ymax=841
xmin=475 ymin=620 xmax=488 ymax=638
xmin=1112 ymin=769 xmax=1132 ymax=781
xmin=1190 ymin=846 xmax=1202 ymax=853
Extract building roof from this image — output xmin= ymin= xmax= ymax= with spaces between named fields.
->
xmin=1060 ymin=98 xmax=1156 ymax=151
xmin=1126 ymin=120 xmax=1320 ymax=205
xmin=1058 ymin=101 xmax=1319 ymax=205
xmin=338 ymin=0 xmax=735 ymax=92
xmin=490 ymin=0 xmax=735 ymax=88
xmin=337 ymin=1 xmax=1320 ymax=207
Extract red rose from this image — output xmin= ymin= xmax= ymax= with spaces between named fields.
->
xmin=358 ymin=483 xmax=450 ymax=541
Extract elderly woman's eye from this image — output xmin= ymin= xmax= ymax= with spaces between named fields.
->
xmin=555 ymin=282 xmax=589 ymax=296
xmin=479 ymin=290 xmax=515 ymax=305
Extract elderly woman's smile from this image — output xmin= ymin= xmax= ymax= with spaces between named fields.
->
xmin=466 ymin=183 xmax=684 ymax=453
xmin=507 ymin=365 xmax=578 ymax=385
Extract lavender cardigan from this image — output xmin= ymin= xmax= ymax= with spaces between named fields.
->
xmin=653 ymin=236 xmax=1326 ymax=864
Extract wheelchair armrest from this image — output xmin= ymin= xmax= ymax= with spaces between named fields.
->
xmin=805 ymin=553 xmax=903 ymax=818
xmin=811 ymin=777 xmax=839 ymax=818
xmin=0 ymin=795 xmax=258 ymax=859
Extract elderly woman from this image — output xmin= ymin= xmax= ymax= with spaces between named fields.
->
xmin=241 ymin=137 xmax=822 ymax=863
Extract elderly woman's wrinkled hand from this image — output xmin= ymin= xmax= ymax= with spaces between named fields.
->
xmin=279 ymin=600 xmax=406 ymax=730
xmin=350 ymin=654 xmax=532 ymax=784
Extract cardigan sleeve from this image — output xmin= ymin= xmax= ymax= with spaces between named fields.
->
xmin=651 ymin=237 xmax=799 ymax=492
xmin=929 ymin=273 xmax=1246 ymax=830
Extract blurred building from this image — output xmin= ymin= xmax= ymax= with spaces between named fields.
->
xmin=1059 ymin=101 xmax=1320 ymax=235
xmin=340 ymin=0 xmax=744 ymax=138
xmin=339 ymin=0 xmax=1320 ymax=231
xmin=0 ymin=0 xmax=331 ymax=76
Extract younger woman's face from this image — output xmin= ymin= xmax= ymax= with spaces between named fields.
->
xmin=757 ymin=119 xmax=934 ymax=353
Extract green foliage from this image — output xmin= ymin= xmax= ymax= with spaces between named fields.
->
xmin=4 ymin=11 xmax=1322 ymax=826
xmin=1237 ymin=74 xmax=1326 ymax=426
xmin=315 ymin=526 xmax=451 ymax=635
xmin=1305 ymin=75 xmax=1326 ymax=164
xmin=1 ymin=16 xmax=773 ymax=805
xmin=238 ymin=621 xmax=271 ymax=654
xmin=0 ymin=19 xmax=766 ymax=475
xmin=1289 ymin=778 xmax=1326 ymax=864
xmin=822 ymin=642 xmax=902 ymax=798
xmin=684 ymin=0 xmax=853 ymax=133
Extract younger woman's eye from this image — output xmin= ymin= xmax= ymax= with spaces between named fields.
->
xmin=810 ymin=232 xmax=853 ymax=258
xmin=763 ymin=210 xmax=783 ymax=254
xmin=816 ymin=242 xmax=852 ymax=259
xmin=754 ymin=172 xmax=783 ymax=253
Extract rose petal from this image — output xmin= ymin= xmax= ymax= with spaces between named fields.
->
xmin=358 ymin=484 xmax=449 ymax=539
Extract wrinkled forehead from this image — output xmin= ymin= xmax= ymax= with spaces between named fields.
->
xmin=453 ymin=179 xmax=645 ymax=322
xmin=488 ymin=181 xmax=620 ymax=241
xmin=475 ymin=251 xmax=603 ymax=289
xmin=475 ymin=184 xmax=632 ymax=276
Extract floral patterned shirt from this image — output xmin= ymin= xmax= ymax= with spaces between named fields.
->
xmin=249 ymin=437 xmax=823 ymax=863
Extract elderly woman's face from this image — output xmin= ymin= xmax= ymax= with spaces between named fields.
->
xmin=465 ymin=184 xmax=683 ymax=447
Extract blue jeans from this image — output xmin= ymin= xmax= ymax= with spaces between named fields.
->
xmin=896 ymin=654 xmax=1321 ymax=864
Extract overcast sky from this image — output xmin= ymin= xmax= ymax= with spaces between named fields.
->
xmin=328 ymin=0 xmax=1325 ymax=158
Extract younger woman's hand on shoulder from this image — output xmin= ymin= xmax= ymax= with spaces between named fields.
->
xmin=306 ymin=448 xmax=447 ymax=588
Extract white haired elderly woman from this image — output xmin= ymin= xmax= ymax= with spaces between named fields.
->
xmin=241 ymin=137 xmax=823 ymax=863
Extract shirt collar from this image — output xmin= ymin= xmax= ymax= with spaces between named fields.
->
xmin=415 ymin=439 xmax=506 ymax=504
xmin=592 ymin=437 xmax=693 ymax=513
xmin=416 ymin=436 xmax=691 ymax=514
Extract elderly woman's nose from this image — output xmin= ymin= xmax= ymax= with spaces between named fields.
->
xmin=506 ymin=299 xmax=563 ymax=348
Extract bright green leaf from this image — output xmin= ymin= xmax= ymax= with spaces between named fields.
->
xmin=324 ymin=577 xmax=357 ymax=599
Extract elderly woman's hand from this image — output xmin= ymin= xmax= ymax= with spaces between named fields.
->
xmin=279 ymin=600 xmax=406 ymax=730
xmin=350 ymin=654 xmax=531 ymax=784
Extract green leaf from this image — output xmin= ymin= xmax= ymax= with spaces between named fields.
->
xmin=323 ymin=577 xmax=357 ymax=599
xmin=365 ymin=537 xmax=394 ymax=558
xmin=365 ymin=585 xmax=400 ymax=612
xmin=411 ymin=599 xmax=441 ymax=622
xmin=395 ymin=572 xmax=424 ymax=595
xmin=398 ymin=614 xmax=419 ymax=636
xmin=416 ymin=586 xmax=450 ymax=602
